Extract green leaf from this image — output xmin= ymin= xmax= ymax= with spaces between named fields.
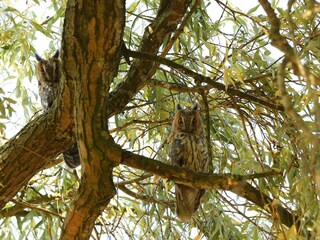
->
xmin=247 ymin=5 xmax=260 ymax=15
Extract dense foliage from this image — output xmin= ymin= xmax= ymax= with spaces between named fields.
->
xmin=0 ymin=0 xmax=319 ymax=239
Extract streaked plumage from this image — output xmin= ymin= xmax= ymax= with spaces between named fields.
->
xmin=35 ymin=50 xmax=80 ymax=168
xmin=168 ymin=103 xmax=209 ymax=222
xmin=35 ymin=50 xmax=60 ymax=110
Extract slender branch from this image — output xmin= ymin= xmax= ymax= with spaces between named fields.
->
xmin=10 ymin=199 xmax=64 ymax=219
xmin=116 ymin=174 xmax=152 ymax=186
xmin=258 ymin=0 xmax=320 ymax=86
xmin=217 ymin=192 xmax=273 ymax=235
xmin=117 ymin=185 xmax=173 ymax=208
xmin=234 ymin=73 xmax=273 ymax=87
xmin=148 ymin=78 xmax=212 ymax=92
xmin=128 ymin=50 xmax=284 ymax=111
xmin=110 ymin=118 xmax=171 ymax=134
xmin=199 ymin=90 xmax=213 ymax=171
xmin=277 ymin=59 xmax=318 ymax=145
xmin=216 ymin=0 xmax=268 ymax=32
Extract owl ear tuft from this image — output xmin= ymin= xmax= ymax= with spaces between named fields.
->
xmin=52 ymin=50 xmax=60 ymax=59
xmin=35 ymin=53 xmax=43 ymax=61
xmin=176 ymin=103 xmax=182 ymax=111
xmin=192 ymin=102 xmax=199 ymax=111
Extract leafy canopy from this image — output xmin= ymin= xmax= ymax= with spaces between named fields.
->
xmin=0 ymin=0 xmax=319 ymax=239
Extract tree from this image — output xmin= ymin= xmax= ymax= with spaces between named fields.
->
xmin=0 ymin=0 xmax=319 ymax=239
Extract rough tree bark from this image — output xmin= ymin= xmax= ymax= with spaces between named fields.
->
xmin=0 ymin=0 xmax=192 ymax=211
xmin=59 ymin=0 xmax=125 ymax=239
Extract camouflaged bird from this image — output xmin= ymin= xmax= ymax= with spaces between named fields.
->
xmin=35 ymin=50 xmax=80 ymax=168
xmin=168 ymin=103 xmax=210 ymax=222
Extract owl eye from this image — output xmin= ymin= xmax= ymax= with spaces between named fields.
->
xmin=178 ymin=118 xmax=183 ymax=125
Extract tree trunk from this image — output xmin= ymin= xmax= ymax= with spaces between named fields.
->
xmin=59 ymin=0 xmax=125 ymax=239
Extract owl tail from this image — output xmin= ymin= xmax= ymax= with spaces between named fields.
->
xmin=63 ymin=143 xmax=80 ymax=168
xmin=175 ymin=184 xmax=205 ymax=222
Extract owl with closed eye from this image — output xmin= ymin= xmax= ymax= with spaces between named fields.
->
xmin=35 ymin=50 xmax=61 ymax=110
xmin=168 ymin=103 xmax=210 ymax=222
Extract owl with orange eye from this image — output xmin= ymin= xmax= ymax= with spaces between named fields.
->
xmin=168 ymin=103 xmax=210 ymax=222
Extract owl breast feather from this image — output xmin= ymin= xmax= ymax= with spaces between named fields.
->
xmin=170 ymin=132 xmax=209 ymax=173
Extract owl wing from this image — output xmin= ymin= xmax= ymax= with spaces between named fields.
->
xmin=39 ymin=83 xmax=59 ymax=110
xmin=169 ymin=135 xmax=186 ymax=167
xmin=63 ymin=143 xmax=80 ymax=168
xmin=169 ymin=133 xmax=207 ymax=222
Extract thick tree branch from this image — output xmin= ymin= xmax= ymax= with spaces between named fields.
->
xmin=120 ymin=150 xmax=297 ymax=228
xmin=59 ymin=0 xmax=125 ymax=239
xmin=107 ymin=0 xmax=192 ymax=117
xmin=0 ymin=101 xmax=74 ymax=210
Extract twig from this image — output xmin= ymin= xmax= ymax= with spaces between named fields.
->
xmin=128 ymin=50 xmax=284 ymax=111
xmin=10 ymin=199 xmax=64 ymax=219
xmin=258 ymin=0 xmax=320 ymax=86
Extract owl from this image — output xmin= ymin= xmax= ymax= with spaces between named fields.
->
xmin=35 ymin=50 xmax=80 ymax=168
xmin=168 ymin=103 xmax=210 ymax=222
xmin=35 ymin=50 xmax=61 ymax=110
